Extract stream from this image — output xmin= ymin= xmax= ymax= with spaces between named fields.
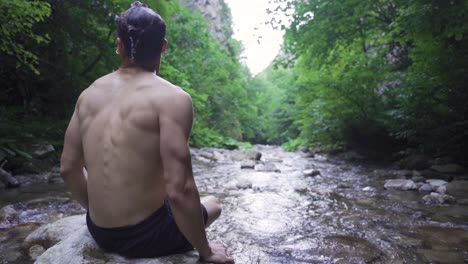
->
xmin=1 ymin=145 xmax=468 ymax=263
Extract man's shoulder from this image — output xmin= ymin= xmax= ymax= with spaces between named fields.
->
xmin=151 ymin=76 xmax=191 ymax=100
xmin=76 ymin=73 xmax=115 ymax=106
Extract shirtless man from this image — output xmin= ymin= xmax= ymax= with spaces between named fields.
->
xmin=59 ymin=2 xmax=234 ymax=263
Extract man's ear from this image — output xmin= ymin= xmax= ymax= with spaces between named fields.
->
xmin=161 ymin=39 xmax=168 ymax=54
xmin=117 ymin=37 xmax=125 ymax=55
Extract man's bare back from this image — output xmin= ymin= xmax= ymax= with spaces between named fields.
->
xmin=78 ymin=68 xmax=179 ymax=227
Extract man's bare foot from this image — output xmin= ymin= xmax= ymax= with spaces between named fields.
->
xmin=200 ymin=242 xmax=235 ymax=264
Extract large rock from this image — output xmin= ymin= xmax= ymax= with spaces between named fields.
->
xmin=28 ymin=215 xmax=200 ymax=263
xmin=430 ymin=164 xmax=465 ymax=174
xmin=24 ymin=215 xmax=86 ymax=248
xmin=384 ymin=179 xmax=417 ymax=191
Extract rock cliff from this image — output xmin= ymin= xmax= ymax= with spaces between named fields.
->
xmin=182 ymin=0 xmax=233 ymax=44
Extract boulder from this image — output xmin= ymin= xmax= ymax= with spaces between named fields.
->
xmin=418 ymin=184 xmax=433 ymax=193
xmin=430 ymin=164 xmax=465 ymax=174
xmin=384 ymin=179 xmax=417 ymax=191
xmin=24 ymin=215 xmax=86 ymax=249
xmin=33 ymin=144 xmax=55 ymax=158
xmin=303 ymin=169 xmax=321 ymax=177
xmin=446 ymin=181 xmax=468 ymax=199
xmin=28 ymin=215 xmax=200 ymax=263
xmin=240 ymin=160 xmax=256 ymax=169
xmin=422 ymin=192 xmax=456 ymax=205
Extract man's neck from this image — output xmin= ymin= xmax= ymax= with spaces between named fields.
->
xmin=121 ymin=59 xmax=160 ymax=75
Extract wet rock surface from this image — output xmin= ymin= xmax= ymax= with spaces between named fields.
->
xmin=0 ymin=145 xmax=467 ymax=263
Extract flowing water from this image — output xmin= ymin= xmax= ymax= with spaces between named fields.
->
xmin=1 ymin=145 xmax=468 ymax=263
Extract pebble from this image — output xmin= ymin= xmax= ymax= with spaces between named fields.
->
xmin=362 ymin=186 xmax=375 ymax=192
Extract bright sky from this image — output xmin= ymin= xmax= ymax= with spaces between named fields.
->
xmin=224 ymin=0 xmax=287 ymax=75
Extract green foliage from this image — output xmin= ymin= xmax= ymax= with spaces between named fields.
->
xmin=1 ymin=0 xmax=255 ymax=150
xmin=266 ymin=0 xmax=467 ymax=160
xmin=0 ymin=0 xmax=51 ymax=75
xmin=244 ymin=66 xmax=299 ymax=144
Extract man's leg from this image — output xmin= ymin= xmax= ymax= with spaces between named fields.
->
xmin=201 ymin=196 xmax=222 ymax=227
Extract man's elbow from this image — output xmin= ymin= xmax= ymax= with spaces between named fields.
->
xmin=60 ymin=162 xmax=77 ymax=180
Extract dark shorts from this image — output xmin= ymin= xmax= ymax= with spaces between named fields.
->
xmin=86 ymin=199 xmax=208 ymax=258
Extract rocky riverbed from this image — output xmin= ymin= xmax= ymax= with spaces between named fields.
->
xmin=1 ymin=145 xmax=468 ymax=263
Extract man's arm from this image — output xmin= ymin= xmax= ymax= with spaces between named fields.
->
xmin=159 ymin=91 xmax=233 ymax=263
xmin=60 ymin=105 xmax=88 ymax=209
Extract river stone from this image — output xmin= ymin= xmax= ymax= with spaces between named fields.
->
xmin=0 ymin=205 xmax=18 ymax=224
xmin=446 ymin=181 xmax=468 ymax=198
xmin=426 ymin=179 xmax=448 ymax=189
xmin=384 ymin=179 xmax=417 ymax=191
xmin=422 ymin=192 xmax=456 ymax=205
xmin=29 ymin=244 xmax=46 ymax=260
xmin=303 ymin=169 xmax=321 ymax=177
xmin=235 ymin=179 xmax=252 ymax=190
xmin=199 ymin=151 xmax=215 ymax=160
xmin=430 ymin=164 xmax=465 ymax=174
xmin=24 ymin=214 xmax=86 ymax=248
xmin=411 ymin=174 xmax=426 ymax=183
xmin=33 ymin=144 xmax=55 ymax=158
xmin=232 ymin=150 xmax=262 ymax=161
xmin=362 ymin=186 xmax=375 ymax=192
xmin=254 ymin=163 xmax=280 ymax=173
xmin=418 ymin=183 xmax=433 ymax=193
xmin=436 ymin=185 xmax=447 ymax=194
xmin=240 ymin=160 xmax=256 ymax=169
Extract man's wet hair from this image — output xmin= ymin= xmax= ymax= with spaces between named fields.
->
xmin=117 ymin=1 xmax=166 ymax=68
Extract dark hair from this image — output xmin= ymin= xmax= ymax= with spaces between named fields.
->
xmin=117 ymin=1 xmax=166 ymax=67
